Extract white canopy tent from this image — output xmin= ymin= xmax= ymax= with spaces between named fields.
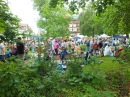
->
xmin=98 ymin=34 xmax=111 ymax=38
xmin=76 ymin=35 xmax=84 ymax=38
xmin=76 ymin=35 xmax=88 ymax=38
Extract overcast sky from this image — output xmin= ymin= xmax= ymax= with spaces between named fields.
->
xmin=8 ymin=0 xmax=39 ymax=33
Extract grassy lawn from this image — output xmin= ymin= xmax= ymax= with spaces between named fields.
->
xmin=83 ymin=56 xmax=123 ymax=72
xmin=25 ymin=51 xmax=126 ymax=73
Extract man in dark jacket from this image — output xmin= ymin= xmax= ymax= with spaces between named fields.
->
xmin=98 ymin=39 xmax=103 ymax=49
xmin=17 ymin=37 xmax=25 ymax=60
xmin=98 ymin=39 xmax=104 ymax=56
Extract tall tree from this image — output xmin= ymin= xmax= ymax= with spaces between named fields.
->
xmin=79 ymin=6 xmax=103 ymax=37
xmin=79 ymin=0 xmax=130 ymax=37
xmin=33 ymin=0 xmax=130 ymax=37
xmin=96 ymin=0 xmax=130 ymax=37
xmin=32 ymin=0 xmax=72 ymax=38
xmin=0 ymin=0 xmax=21 ymax=42
xmin=40 ymin=0 xmax=89 ymax=13
xmin=0 ymin=0 xmax=9 ymax=33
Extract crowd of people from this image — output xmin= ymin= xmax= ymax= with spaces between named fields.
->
xmin=0 ymin=36 xmax=130 ymax=63
xmin=44 ymin=37 xmax=130 ymax=60
xmin=0 ymin=37 xmax=27 ymax=62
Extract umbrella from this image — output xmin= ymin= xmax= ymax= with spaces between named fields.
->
xmin=73 ymin=36 xmax=81 ymax=39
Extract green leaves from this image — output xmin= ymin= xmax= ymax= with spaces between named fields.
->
xmin=0 ymin=22 xmax=5 ymax=33
xmin=79 ymin=6 xmax=103 ymax=36
xmin=80 ymin=44 xmax=86 ymax=51
xmin=35 ymin=1 xmax=71 ymax=38
xmin=92 ymin=0 xmax=115 ymax=14
xmin=49 ymin=0 xmax=58 ymax=8
xmin=0 ymin=0 xmax=21 ymax=42
xmin=92 ymin=0 xmax=130 ymax=36
xmin=69 ymin=1 xmax=78 ymax=13
xmin=0 ymin=62 xmax=21 ymax=97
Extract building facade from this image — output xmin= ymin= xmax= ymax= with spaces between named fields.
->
xmin=19 ymin=23 xmax=31 ymax=33
xmin=18 ymin=23 xmax=33 ymax=41
xmin=69 ymin=15 xmax=80 ymax=36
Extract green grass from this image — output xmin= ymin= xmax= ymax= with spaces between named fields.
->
xmin=26 ymin=51 xmax=126 ymax=73
xmin=82 ymin=56 xmax=123 ymax=72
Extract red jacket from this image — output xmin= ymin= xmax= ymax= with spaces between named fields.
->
xmin=93 ymin=43 xmax=98 ymax=50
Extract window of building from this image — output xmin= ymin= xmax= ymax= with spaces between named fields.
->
xmin=69 ymin=28 xmax=73 ymax=31
xmin=76 ymin=22 xmax=79 ymax=26
xmin=69 ymin=24 xmax=72 ymax=27
xmin=73 ymin=28 xmax=77 ymax=32
xmin=77 ymin=28 xmax=80 ymax=31
xmin=73 ymin=24 xmax=76 ymax=27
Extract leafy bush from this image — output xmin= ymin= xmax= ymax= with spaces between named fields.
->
xmin=67 ymin=58 xmax=83 ymax=78
xmin=83 ymin=85 xmax=115 ymax=97
xmin=0 ymin=62 xmax=28 ymax=97
xmin=0 ymin=59 xmax=63 ymax=97
xmin=36 ymin=60 xmax=56 ymax=76
xmin=80 ymin=44 xmax=86 ymax=52
xmin=80 ymin=71 xmax=106 ymax=89
xmin=106 ymin=69 xmax=130 ymax=96
xmin=115 ymin=47 xmax=130 ymax=64
xmin=1 ymin=53 xmax=130 ymax=97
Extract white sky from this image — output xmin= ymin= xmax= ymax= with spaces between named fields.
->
xmin=8 ymin=0 xmax=39 ymax=33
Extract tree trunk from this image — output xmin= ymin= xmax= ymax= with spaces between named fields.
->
xmin=126 ymin=33 xmax=129 ymax=38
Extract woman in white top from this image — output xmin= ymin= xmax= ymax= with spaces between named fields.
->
xmin=104 ymin=44 xmax=113 ymax=56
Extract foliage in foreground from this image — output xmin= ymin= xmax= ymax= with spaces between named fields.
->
xmin=0 ymin=56 xmax=130 ymax=97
